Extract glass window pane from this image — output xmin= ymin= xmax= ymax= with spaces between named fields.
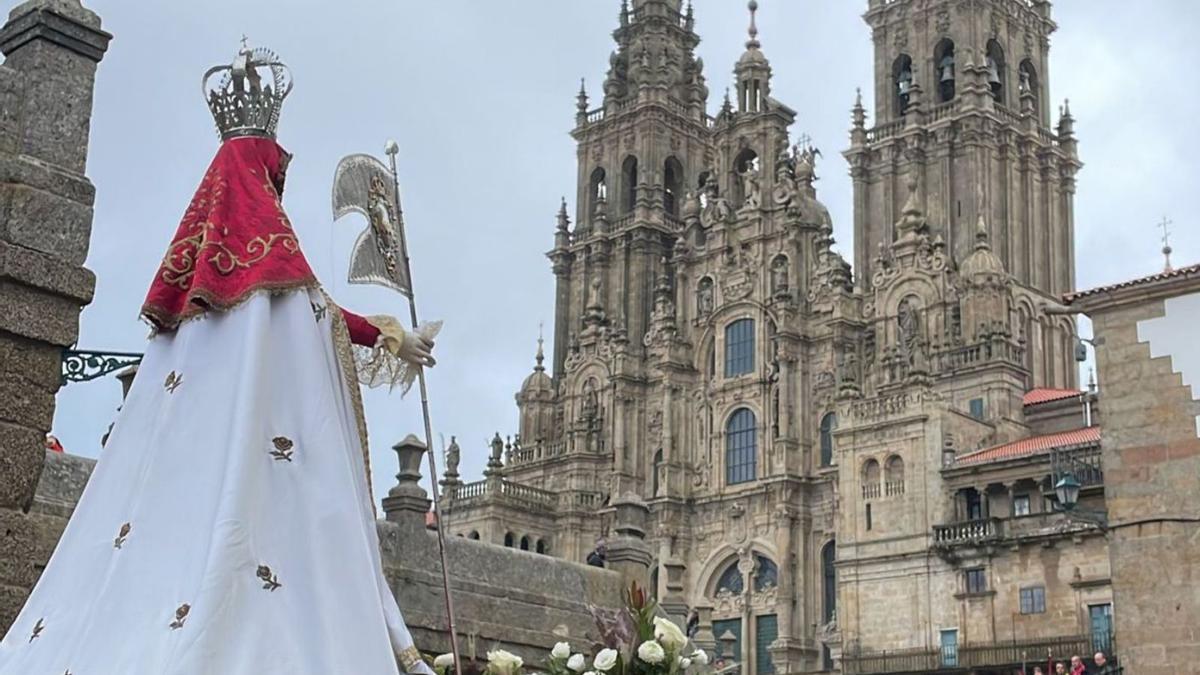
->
xmin=726 ymin=408 xmax=757 ymax=485
xmin=725 ymin=319 xmax=755 ymax=377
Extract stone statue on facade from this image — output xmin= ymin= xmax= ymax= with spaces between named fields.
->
xmin=445 ymin=435 xmax=461 ymax=478
xmin=738 ymin=163 xmax=762 ymax=210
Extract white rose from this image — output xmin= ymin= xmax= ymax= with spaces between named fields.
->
xmin=679 ymin=658 xmax=692 ymax=670
xmin=434 ymin=653 xmax=456 ymax=672
xmin=551 ymin=643 xmax=571 ymax=661
xmin=593 ymin=648 xmax=619 ymax=672
xmin=567 ymin=654 xmax=587 ymax=672
xmin=487 ymin=649 xmax=524 ymax=675
xmin=638 ymin=640 xmax=666 ymax=665
xmin=691 ymin=650 xmax=709 ymax=666
xmin=653 ymin=617 xmax=688 ymax=652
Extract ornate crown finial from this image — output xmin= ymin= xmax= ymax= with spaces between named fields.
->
xmin=202 ymin=41 xmax=293 ymax=141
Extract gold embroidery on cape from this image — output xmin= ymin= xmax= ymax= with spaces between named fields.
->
xmin=170 ymin=603 xmax=190 ymax=630
xmin=398 ymin=645 xmax=423 ymax=671
xmin=114 ymin=522 xmax=131 ymax=549
xmin=29 ymin=617 xmax=43 ymax=643
xmin=270 ymin=436 xmax=295 ymax=462
xmin=156 ymin=166 xmax=302 ymax=290
xmin=164 ymin=371 xmax=183 ymax=393
xmin=256 ymin=564 xmax=282 ymax=591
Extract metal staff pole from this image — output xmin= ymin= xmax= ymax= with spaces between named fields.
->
xmin=385 ymin=140 xmax=463 ymax=675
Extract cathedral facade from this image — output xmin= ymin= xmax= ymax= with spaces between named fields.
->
xmin=443 ymin=1 xmax=1111 ymax=673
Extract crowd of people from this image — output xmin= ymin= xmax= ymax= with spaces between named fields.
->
xmin=1026 ymin=650 xmax=1117 ymax=675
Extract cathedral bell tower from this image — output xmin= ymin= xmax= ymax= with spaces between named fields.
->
xmin=845 ymin=0 xmax=1081 ymax=388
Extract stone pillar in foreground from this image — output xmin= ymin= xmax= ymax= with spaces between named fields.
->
xmin=382 ymin=434 xmax=432 ymax=527
xmin=0 ymin=0 xmax=109 ymax=634
xmin=605 ymin=495 xmax=652 ymax=590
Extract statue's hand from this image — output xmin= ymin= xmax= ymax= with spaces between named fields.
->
xmin=368 ymin=315 xmax=437 ymax=368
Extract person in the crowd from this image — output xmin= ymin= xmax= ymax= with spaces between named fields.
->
xmin=1070 ymin=654 xmax=1087 ymax=675
xmin=1093 ymin=651 xmax=1115 ymax=675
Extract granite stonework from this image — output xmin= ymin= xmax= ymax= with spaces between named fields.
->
xmin=1067 ymin=266 xmax=1200 ymax=675
xmin=0 ymin=0 xmax=109 ymax=633
xmin=20 ymin=448 xmax=627 ymax=664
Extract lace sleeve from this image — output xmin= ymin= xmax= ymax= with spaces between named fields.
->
xmin=353 ymin=320 xmax=442 ymax=394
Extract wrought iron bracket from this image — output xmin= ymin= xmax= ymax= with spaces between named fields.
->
xmin=61 ymin=349 xmax=143 ymax=386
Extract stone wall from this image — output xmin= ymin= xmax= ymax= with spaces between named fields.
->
xmin=0 ymin=0 xmax=110 ymax=633
xmin=1073 ymin=271 xmax=1200 ymax=675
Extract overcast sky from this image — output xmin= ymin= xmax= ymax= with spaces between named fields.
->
xmin=54 ymin=0 xmax=1200 ymax=505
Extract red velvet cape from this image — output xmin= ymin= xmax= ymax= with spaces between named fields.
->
xmin=141 ymin=137 xmax=379 ymax=345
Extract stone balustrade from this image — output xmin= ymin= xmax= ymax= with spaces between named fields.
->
xmin=932 ymin=517 xmax=1003 ymax=546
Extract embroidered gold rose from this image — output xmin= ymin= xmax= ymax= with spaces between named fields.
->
xmin=257 ymin=565 xmax=282 ymax=591
xmin=270 ymin=436 xmax=294 ymax=462
xmin=29 ymin=617 xmax=43 ymax=643
xmin=114 ymin=522 xmax=131 ymax=549
xmin=170 ymin=603 xmax=190 ymax=630
xmin=164 ymin=371 xmax=183 ymax=393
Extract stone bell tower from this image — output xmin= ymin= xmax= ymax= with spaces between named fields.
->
xmin=845 ymin=0 xmax=1080 ymax=388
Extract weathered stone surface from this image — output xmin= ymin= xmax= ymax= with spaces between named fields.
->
xmin=0 ymin=181 xmax=95 ymax=263
xmin=0 ymin=420 xmax=44 ymax=510
xmin=0 ymin=3 xmax=110 ymax=173
xmin=0 ymin=333 xmax=60 ymax=389
xmin=33 ymin=448 xmax=93 ymax=517
xmin=0 ymin=67 xmax=22 ymax=156
xmin=0 ymin=233 xmax=96 ymax=305
xmin=0 ymin=280 xmax=88 ymax=346
xmin=0 ymin=371 xmax=55 ymax=428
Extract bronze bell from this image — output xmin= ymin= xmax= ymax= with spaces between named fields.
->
xmin=939 ymin=55 xmax=956 ymax=82
xmin=987 ymin=57 xmax=1002 ymax=86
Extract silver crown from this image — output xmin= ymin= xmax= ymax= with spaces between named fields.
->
xmin=202 ymin=41 xmax=293 ymax=140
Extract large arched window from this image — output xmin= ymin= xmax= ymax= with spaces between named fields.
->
xmin=821 ymin=541 xmax=837 ymax=623
xmin=726 ymin=408 xmax=757 ymax=485
xmin=935 ymin=39 xmax=956 ymax=103
xmin=725 ymin=319 xmax=755 ymax=377
xmin=893 ymin=53 xmax=914 ymax=117
xmin=621 ymin=155 xmax=639 ymax=214
xmin=664 ymin=156 xmax=684 ymax=217
xmin=714 ymin=554 xmax=776 ymax=596
xmin=862 ymin=458 xmax=881 ymax=500
xmin=819 ymin=412 xmax=837 ymax=467
xmin=986 ymin=40 xmax=1006 ymax=105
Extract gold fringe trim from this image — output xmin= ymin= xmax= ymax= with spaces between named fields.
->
xmin=142 ymin=275 xmax=318 ymax=331
xmin=324 ymin=291 xmax=377 ymax=515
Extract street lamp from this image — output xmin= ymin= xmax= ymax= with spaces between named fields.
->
xmin=1054 ymin=473 xmax=1082 ymax=509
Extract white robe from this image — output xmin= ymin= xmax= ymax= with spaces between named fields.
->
xmin=0 ymin=289 xmax=431 ymax=674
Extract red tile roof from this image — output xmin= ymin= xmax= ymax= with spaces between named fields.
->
xmin=1023 ymin=387 xmax=1083 ymax=406
xmin=1064 ymin=263 xmax=1200 ymax=303
xmin=955 ymin=426 xmax=1101 ymax=467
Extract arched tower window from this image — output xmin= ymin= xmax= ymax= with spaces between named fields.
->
xmin=589 ymin=167 xmax=607 ymax=215
xmin=821 ymin=541 xmax=837 ymax=623
xmin=725 ymin=408 xmax=757 ymax=485
xmin=621 ymin=155 xmax=639 ymax=214
xmin=862 ymin=458 xmax=881 ymax=485
xmin=504 ymin=532 xmax=514 ymax=548
xmin=885 ymin=455 xmax=906 ymax=496
xmin=536 ymin=539 xmax=547 ymax=555
xmin=520 ymin=535 xmax=530 ymax=551
xmin=664 ymin=156 xmax=684 ymax=217
xmin=468 ymin=531 xmax=480 ymax=540
xmin=935 ymin=39 xmax=956 ymax=103
xmin=893 ymin=54 xmax=914 ymax=116
xmin=819 ymin=412 xmax=837 ymax=467
xmin=724 ymin=318 xmax=755 ymax=378
xmin=1019 ymin=59 xmax=1039 ymax=113
xmin=986 ymin=40 xmax=1006 ymax=105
